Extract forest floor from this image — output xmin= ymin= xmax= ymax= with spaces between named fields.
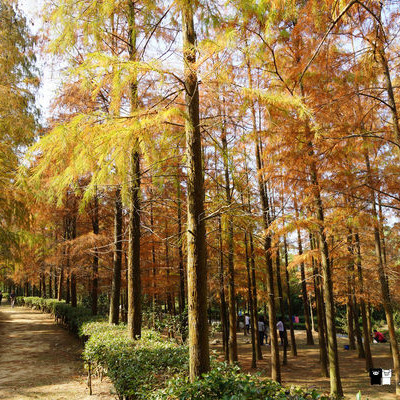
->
xmin=0 ymin=304 xmax=396 ymax=400
xmin=210 ymin=330 xmax=397 ymax=400
xmin=0 ymin=305 xmax=115 ymax=400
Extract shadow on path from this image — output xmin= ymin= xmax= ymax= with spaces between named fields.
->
xmin=0 ymin=305 xmax=113 ymax=400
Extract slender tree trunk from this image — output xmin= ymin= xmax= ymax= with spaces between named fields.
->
xmin=346 ymin=228 xmax=364 ymax=357
xmin=66 ymin=274 xmax=70 ymax=304
xmin=284 ymin=235 xmax=297 ymax=356
xmin=294 ymin=197 xmax=314 ymax=345
xmin=308 ymin=135 xmax=342 ymax=397
xmin=346 ymin=284 xmax=356 ymax=350
xmin=253 ymin=127 xmax=280 ymax=381
xmin=127 ymin=149 xmax=142 ymax=339
xmin=127 ymin=1 xmax=142 ymax=340
xmin=244 ymin=231 xmax=256 ymax=368
xmin=55 ymin=269 xmax=58 ymax=300
xmin=364 ymin=150 xmax=400 ymax=393
xmin=39 ymin=273 xmax=42 ymax=298
xmin=221 ymin=130 xmax=237 ymax=363
xmin=355 ymin=232 xmax=373 ymax=370
xmin=275 ymin=246 xmax=285 ymax=319
xmin=109 ymin=187 xmax=122 ymax=324
xmin=70 ymin=272 xmax=77 ymax=307
xmin=49 ymin=266 xmax=53 ymax=299
xmin=218 ymin=216 xmax=229 ymax=361
xmin=366 ymin=304 xmax=372 ymax=344
xmin=91 ymin=191 xmax=99 ymax=315
xmin=182 ymin=0 xmax=210 ymax=380
xmin=311 ymin=234 xmax=329 ymax=377
xmin=244 ymin=154 xmax=262 ymax=360
xmin=150 ymin=197 xmax=157 ymax=320
xmin=250 ymin=232 xmax=262 ymax=360
xmin=176 ymin=169 xmax=185 ymax=314
xmin=165 ymin=221 xmax=173 ymax=314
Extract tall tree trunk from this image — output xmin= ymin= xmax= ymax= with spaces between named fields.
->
xmin=221 ymin=129 xmax=237 ymax=363
xmin=176 ymin=169 xmax=185 ymax=314
xmin=307 ymin=131 xmax=342 ymax=397
xmin=70 ymin=212 xmax=77 ymax=307
xmin=275 ymin=246 xmax=285 ymax=319
xmin=127 ymin=149 xmax=142 ymax=338
xmin=346 ymin=283 xmax=356 ymax=350
xmin=346 ymin=228 xmax=364 ymax=357
xmin=182 ymin=0 xmax=210 ymax=380
xmin=244 ymin=154 xmax=262 ymax=360
xmin=366 ymin=304 xmax=373 ymax=343
xmin=109 ymin=187 xmax=122 ymax=324
xmin=218 ymin=216 xmax=229 ymax=361
xmin=91 ymin=191 xmax=99 ymax=315
xmin=165 ymin=220 xmax=173 ymax=314
xmin=66 ymin=274 xmax=70 ymax=304
xmin=355 ymin=232 xmax=373 ymax=370
xmin=364 ymin=149 xmax=400 ymax=393
xmin=150 ymin=196 xmax=157 ymax=320
xmin=55 ymin=269 xmax=59 ymax=300
xmin=49 ymin=266 xmax=53 ymax=299
xmin=127 ymin=1 xmax=142 ymax=340
xmin=253 ymin=126 xmax=280 ymax=381
xmin=244 ymin=231 xmax=256 ymax=368
xmin=310 ymin=234 xmax=329 ymax=378
xmin=249 ymin=232 xmax=262 ymax=360
xmin=294 ymin=197 xmax=314 ymax=345
xmin=284 ymin=235 xmax=297 ymax=357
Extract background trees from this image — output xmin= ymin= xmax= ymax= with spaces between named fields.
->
xmin=2 ymin=0 xmax=400 ymax=398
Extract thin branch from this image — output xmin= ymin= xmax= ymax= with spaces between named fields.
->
xmin=297 ymin=0 xmax=358 ymax=86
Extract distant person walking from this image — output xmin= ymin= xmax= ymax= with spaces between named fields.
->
xmin=244 ymin=313 xmax=250 ymax=334
xmin=10 ymin=291 xmax=16 ymax=308
xmin=0 ymin=290 xmax=2 ymax=305
xmin=258 ymin=316 xmax=265 ymax=345
xmin=277 ymin=316 xmax=286 ymax=346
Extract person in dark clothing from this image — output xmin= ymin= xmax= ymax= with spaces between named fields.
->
xmin=10 ymin=291 xmax=16 ymax=308
xmin=0 ymin=290 xmax=2 ymax=305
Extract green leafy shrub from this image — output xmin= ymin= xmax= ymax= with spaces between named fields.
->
xmin=17 ymin=296 xmax=101 ymax=334
xmin=81 ymin=322 xmax=189 ymax=399
xmin=150 ymin=363 xmax=325 ymax=400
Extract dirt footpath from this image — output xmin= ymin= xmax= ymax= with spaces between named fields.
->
xmin=0 ymin=305 xmax=114 ymax=400
xmin=211 ymin=331 xmax=397 ymax=400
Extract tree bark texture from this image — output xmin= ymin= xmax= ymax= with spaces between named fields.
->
xmin=182 ymin=0 xmax=210 ymax=380
xmin=109 ymin=187 xmax=122 ymax=324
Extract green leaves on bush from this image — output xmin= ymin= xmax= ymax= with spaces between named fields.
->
xmin=151 ymin=364 xmax=325 ymax=400
xmin=81 ymin=322 xmax=189 ymax=399
xmin=18 ymin=296 xmax=102 ymax=334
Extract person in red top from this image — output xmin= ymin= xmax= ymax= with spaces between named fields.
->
xmin=373 ymin=329 xmax=387 ymax=343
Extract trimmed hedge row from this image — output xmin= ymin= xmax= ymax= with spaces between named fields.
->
xmin=81 ymin=322 xmax=188 ymax=399
xmin=19 ymin=297 xmax=325 ymax=400
xmin=17 ymin=296 xmax=102 ymax=334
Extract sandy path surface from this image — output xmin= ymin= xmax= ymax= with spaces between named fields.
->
xmin=0 ymin=305 xmax=114 ymax=400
